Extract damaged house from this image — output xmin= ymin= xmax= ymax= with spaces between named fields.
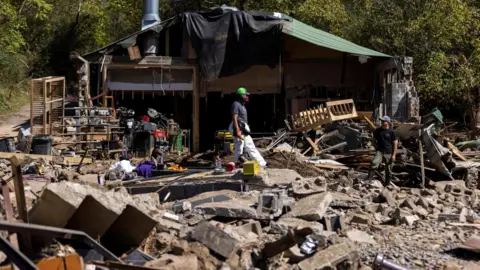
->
xmin=83 ymin=1 xmax=419 ymax=152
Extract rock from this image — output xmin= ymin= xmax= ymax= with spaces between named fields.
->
xmin=292 ymin=177 xmax=327 ymax=196
xmin=290 ymin=192 xmax=332 ymax=221
xmin=378 ymin=204 xmax=394 ymax=217
xmin=271 ymin=218 xmax=324 ymax=234
xmin=298 ymin=242 xmax=359 ymax=270
xmin=364 ymin=203 xmax=380 ymax=214
xmin=350 ymin=214 xmax=372 ymax=225
xmin=145 ymin=254 xmax=198 ymax=269
xmin=156 ymin=232 xmax=174 ymax=251
xmin=368 ymin=180 xmax=385 ymax=189
xmin=346 ymin=229 xmax=377 ymax=245
xmin=312 ymin=230 xmax=340 ymax=247
xmin=191 ymin=221 xmax=239 ymax=258
xmin=392 ymin=208 xmax=410 ymax=220
xmin=171 ymin=239 xmax=189 ymax=255
xmin=402 ymin=198 xmax=417 ymax=210
xmin=416 ymin=197 xmax=430 ymax=209
xmin=401 ymin=215 xmax=420 ymax=226
xmin=440 ymin=260 xmax=462 ymax=270
xmin=414 ymin=207 xmax=429 ymax=218
xmin=380 ymin=189 xmax=397 ymax=206
xmin=284 ymin=245 xmax=307 ymax=263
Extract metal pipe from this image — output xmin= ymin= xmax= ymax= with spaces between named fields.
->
xmin=0 ymin=220 xmax=121 ymax=262
xmin=142 ymin=0 xmax=160 ymax=30
xmin=0 ymin=237 xmax=38 ymax=270
xmin=373 ymin=254 xmax=410 ymax=270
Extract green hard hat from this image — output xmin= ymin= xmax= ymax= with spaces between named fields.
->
xmin=237 ymin=87 xmax=249 ymax=95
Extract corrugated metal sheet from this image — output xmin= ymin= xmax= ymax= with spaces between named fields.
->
xmin=282 ymin=19 xmax=391 ymax=58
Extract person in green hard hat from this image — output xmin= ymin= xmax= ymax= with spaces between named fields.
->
xmin=228 ymin=87 xmax=267 ymax=167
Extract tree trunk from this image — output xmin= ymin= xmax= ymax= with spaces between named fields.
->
xmin=470 ymin=87 xmax=480 ymax=135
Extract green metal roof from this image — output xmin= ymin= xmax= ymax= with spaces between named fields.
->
xmin=282 ymin=19 xmax=391 ymax=58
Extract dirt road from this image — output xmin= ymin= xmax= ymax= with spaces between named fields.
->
xmin=0 ymin=104 xmax=30 ymax=137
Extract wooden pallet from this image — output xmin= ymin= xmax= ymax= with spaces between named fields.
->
xmin=290 ymin=99 xmax=358 ymax=132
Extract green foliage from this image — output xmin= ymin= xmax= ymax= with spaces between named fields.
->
xmin=1 ymin=0 xmax=480 ymax=119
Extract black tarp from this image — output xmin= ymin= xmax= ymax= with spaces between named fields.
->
xmin=183 ymin=6 xmax=287 ymax=81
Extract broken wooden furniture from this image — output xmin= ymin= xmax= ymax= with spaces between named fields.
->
xmin=30 ymin=77 xmax=66 ymax=135
xmin=289 ymin=99 xmax=358 ymax=132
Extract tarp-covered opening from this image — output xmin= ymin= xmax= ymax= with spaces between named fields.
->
xmin=183 ymin=6 xmax=286 ymax=81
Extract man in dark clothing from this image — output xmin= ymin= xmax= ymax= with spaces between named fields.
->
xmin=229 ymin=87 xmax=266 ymax=167
xmin=368 ymin=115 xmax=398 ymax=185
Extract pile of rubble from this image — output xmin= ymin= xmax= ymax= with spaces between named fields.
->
xmin=5 ymin=165 xmax=478 ymax=269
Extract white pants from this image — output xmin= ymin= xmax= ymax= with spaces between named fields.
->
xmin=229 ymin=123 xmax=266 ymax=167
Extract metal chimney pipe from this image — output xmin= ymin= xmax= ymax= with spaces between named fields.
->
xmin=142 ymin=0 xmax=160 ymax=30
xmin=142 ymin=0 xmax=160 ymax=56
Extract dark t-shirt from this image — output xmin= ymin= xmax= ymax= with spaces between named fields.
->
xmin=374 ymin=127 xmax=397 ymax=153
xmin=232 ymin=101 xmax=248 ymax=124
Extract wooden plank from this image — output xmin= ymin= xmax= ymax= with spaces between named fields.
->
xmin=305 ymin=137 xmax=320 ymax=152
xmin=10 ymin=157 xmax=33 ymax=255
xmin=314 ymin=163 xmax=349 ymax=170
xmin=326 ymin=99 xmax=354 ymax=106
xmin=447 ymin=141 xmax=467 ymax=161
xmin=363 ymin=115 xmax=377 ymax=129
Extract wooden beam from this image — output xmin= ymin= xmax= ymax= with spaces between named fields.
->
xmin=193 ymin=66 xmax=200 ymax=152
xmin=447 ymin=141 xmax=467 ymax=161
xmin=305 ymin=137 xmax=320 ymax=153
xmin=10 ymin=156 xmax=33 ymax=255
xmin=0 ymin=152 xmax=92 ymax=165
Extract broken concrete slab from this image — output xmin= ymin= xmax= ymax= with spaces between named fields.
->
xmin=65 ymin=195 xmax=122 ymax=239
xmin=257 ymin=189 xmax=287 ymax=218
xmin=271 ymin=218 xmax=324 ymax=234
xmin=193 ymin=200 xmax=258 ymax=219
xmin=192 ymin=221 xmax=239 ymax=259
xmin=101 ymin=205 xmax=157 ymax=256
xmin=350 ymin=214 xmax=372 ymax=225
xmin=438 ymin=214 xmax=467 ymax=223
xmin=402 ymin=215 xmax=420 ymax=226
xmin=330 ymin=192 xmax=365 ymax=208
xmin=29 ymin=182 xmax=156 ymax=229
xmin=234 ymin=221 xmax=262 ymax=237
xmin=292 ymin=177 xmax=327 ymax=196
xmin=298 ymin=242 xmax=359 ymax=270
xmin=29 ymin=183 xmax=91 ymax=228
xmin=346 ymin=229 xmax=377 ymax=245
xmin=323 ymin=213 xmax=346 ymax=232
xmin=263 ymin=227 xmax=314 ymax=258
xmin=266 ymin=168 xmax=303 ymax=186
xmin=290 ymin=192 xmax=332 ymax=221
